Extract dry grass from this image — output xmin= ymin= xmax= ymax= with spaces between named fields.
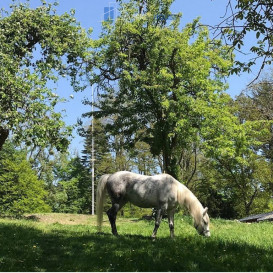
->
xmin=23 ymin=213 xmax=137 ymax=226
xmin=24 ymin=213 xmax=98 ymax=225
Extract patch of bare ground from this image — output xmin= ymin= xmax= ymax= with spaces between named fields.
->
xmin=23 ymin=213 xmax=142 ymax=226
xmin=24 ymin=213 xmax=98 ymax=225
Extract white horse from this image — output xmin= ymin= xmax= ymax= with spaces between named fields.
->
xmin=96 ymin=171 xmax=210 ymax=238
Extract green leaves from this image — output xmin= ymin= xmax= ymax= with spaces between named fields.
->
xmin=0 ymin=1 xmax=89 ymax=151
xmin=0 ymin=143 xmax=51 ymax=215
xmin=87 ymin=0 xmax=234 ymax=178
xmin=218 ymin=0 xmax=273 ymax=77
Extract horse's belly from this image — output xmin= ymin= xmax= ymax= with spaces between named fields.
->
xmin=126 ymin=192 xmax=158 ymax=208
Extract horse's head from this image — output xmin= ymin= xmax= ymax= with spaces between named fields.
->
xmin=194 ymin=207 xmax=210 ymax=237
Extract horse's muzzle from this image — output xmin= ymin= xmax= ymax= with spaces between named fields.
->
xmin=203 ymin=230 xmax=210 ymax=237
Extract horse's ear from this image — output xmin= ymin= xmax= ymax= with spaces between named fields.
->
xmin=203 ymin=207 xmax=208 ymax=216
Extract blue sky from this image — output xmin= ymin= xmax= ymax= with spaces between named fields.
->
xmin=1 ymin=0 xmax=264 ymax=155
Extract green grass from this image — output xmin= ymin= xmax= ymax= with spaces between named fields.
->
xmin=0 ymin=213 xmax=273 ymax=271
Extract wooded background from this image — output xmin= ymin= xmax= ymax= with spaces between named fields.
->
xmin=1 ymin=0 xmax=273 ymax=219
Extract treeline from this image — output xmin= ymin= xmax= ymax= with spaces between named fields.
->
xmin=0 ymin=126 xmax=158 ymax=216
xmin=1 ymin=77 xmax=272 ymax=218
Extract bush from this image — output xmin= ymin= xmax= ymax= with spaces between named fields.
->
xmin=0 ymin=144 xmax=51 ymax=215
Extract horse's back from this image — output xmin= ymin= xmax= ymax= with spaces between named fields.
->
xmin=106 ymin=171 xmax=179 ymax=209
xmin=106 ymin=171 xmax=150 ymax=194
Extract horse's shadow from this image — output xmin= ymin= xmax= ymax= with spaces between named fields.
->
xmin=96 ymin=231 xmax=154 ymax=241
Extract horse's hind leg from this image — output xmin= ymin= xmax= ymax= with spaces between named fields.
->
xmin=151 ymin=208 xmax=162 ymax=239
xmin=107 ymin=201 xmax=125 ymax=236
xmin=107 ymin=203 xmax=119 ymax=236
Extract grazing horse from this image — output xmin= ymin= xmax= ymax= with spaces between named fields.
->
xmin=96 ymin=171 xmax=210 ymax=238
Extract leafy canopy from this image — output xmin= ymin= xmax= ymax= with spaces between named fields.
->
xmin=0 ymin=1 xmax=89 ymax=151
xmin=87 ymin=0 xmax=233 ymax=178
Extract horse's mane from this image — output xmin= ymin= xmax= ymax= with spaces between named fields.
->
xmin=176 ymin=180 xmax=204 ymax=220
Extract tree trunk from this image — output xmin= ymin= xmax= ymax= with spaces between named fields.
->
xmin=162 ymin=148 xmax=179 ymax=179
xmin=0 ymin=127 xmax=9 ymax=151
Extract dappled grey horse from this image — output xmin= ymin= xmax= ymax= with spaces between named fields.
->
xmin=96 ymin=171 xmax=210 ymax=238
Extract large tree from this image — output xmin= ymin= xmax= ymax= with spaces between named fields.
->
xmin=87 ymin=0 xmax=233 ymax=178
xmin=0 ymin=2 xmax=89 ymax=151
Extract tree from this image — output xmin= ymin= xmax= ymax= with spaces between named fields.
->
xmin=236 ymin=76 xmax=273 ymax=163
xmin=81 ymin=118 xmax=115 ymax=179
xmin=130 ymin=141 xmax=159 ymax=175
xmin=197 ymin=91 xmax=272 ymax=218
xmin=194 ymin=156 xmax=238 ymax=219
xmin=0 ymin=143 xmax=50 ymax=215
xmin=235 ymin=73 xmax=273 ymax=193
xmin=0 ymin=1 xmax=89 ymax=151
xmin=208 ymin=153 xmax=271 ymax=218
xmin=52 ymin=156 xmax=91 ymax=213
xmin=87 ymin=0 xmax=233 ymax=179
xmin=211 ymin=0 xmax=273 ymax=80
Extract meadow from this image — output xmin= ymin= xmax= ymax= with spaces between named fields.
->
xmin=0 ymin=213 xmax=273 ymax=272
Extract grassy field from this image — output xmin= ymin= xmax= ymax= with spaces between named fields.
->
xmin=0 ymin=213 xmax=273 ymax=272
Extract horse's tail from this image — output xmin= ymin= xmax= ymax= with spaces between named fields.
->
xmin=96 ymin=174 xmax=110 ymax=232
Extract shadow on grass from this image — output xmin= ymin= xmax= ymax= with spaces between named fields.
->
xmin=0 ymin=221 xmax=272 ymax=272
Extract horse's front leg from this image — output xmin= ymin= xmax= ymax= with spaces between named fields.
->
xmin=167 ymin=209 xmax=175 ymax=238
xmin=151 ymin=208 xmax=162 ymax=239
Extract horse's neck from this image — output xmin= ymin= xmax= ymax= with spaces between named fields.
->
xmin=178 ymin=183 xmax=203 ymax=219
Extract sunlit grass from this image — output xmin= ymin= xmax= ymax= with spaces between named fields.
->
xmin=0 ymin=214 xmax=272 ymax=271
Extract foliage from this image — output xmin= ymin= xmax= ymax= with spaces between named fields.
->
xmin=52 ymin=157 xmax=91 ymax=214
xmin=196 ymin=154 xmax=272 ymax=219
xmin=81 ymin=118 xmax=116 ymax=179
xmin=1 ymin=0 xmax=271 ymax=220
xmin=87 ymin=0 xmax=233 ymax=179
xmin=1 ymin=214 xmax=273 ymax=271
xmin=193 ymin=78 xmax=273 ymax=218
xmin=0 ymin=143 xmax=50 ymax=215
xmin=235 ymin=74 xmax=273 ymax=164
xmin=193 ymin=156 xmax=238 ymax=219
xmin=0 ymin=1 xmax=89 ymax=151
xmin=130 ymin=141 xmax=159 ymax=175
xmin=28 ymin=149 xmax=92 ymax=214
xmin=121 ymin=202 xmax=152 ymax=218
xmin=214 ymin=0 xmax=273 ymax=78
